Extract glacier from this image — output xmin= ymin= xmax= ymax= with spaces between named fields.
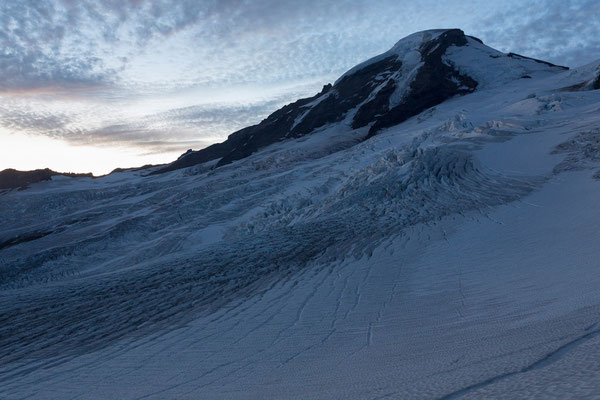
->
xmin=1 ymin=29 xmax=600 ymax=399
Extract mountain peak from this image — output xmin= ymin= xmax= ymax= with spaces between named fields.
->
xmin=334 ymin=29 xmax=464 ymax=84
xmin=153 ymin=29 xmax=569 ymax=174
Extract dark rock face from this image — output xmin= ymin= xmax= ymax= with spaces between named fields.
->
xmin=0 ymin=168 xmax=92 ymax=190
xmin=363 ymin=29 xmax=478 ymax=137
xmin=350 ymin=69 xmax=398 ymax=130
xmin=294 ymin=56 xmax=402 ymax=137
xmin=0 ymin=168 xmax=54 ymax=189
xmin=507 ymin=53 xmax=569 ymax=70
xmin=593 ymin=72 xmax=600 ymax=90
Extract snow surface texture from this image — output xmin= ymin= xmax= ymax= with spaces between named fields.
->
xmin=2 ymin=37 xmax=600 ymax=399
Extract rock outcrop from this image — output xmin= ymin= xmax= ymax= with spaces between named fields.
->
xmin=0 ymin=168 xmax=92 ymax=190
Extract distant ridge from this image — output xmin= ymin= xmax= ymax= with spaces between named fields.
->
xmin=0 ymin=168 xmax=93 ymax=190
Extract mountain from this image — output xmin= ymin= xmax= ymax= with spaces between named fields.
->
xmin=154 ymin=29 xmax=567 ymax=173
xmin=0 ymin=168 xmax=93 ymax=190
xmin=2 ymin=29 xmax=600 ymax=399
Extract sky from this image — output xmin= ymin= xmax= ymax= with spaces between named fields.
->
xmin=1 ymin=0 xmax=599 ymax=175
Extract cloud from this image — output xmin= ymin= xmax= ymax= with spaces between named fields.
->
xmin=473 ymin=0 xmax=600 ymax=67
xmin=2 ymin=0 xmax=598 ymax=96
xmin=66 ymin=91 xmax=306 ymax=150
xmin=0 ymin=50 xmax=114 ymax=93
xmin=0 ymin=87 xmax=310 ymax=157
xmin=0 ymin=105 xmax=75 ymax=135
xmin=0 ymin=1 xmax=120 ymax=93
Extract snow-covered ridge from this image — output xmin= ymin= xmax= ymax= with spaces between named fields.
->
xmin=558 ymin=58 xmax=600 ymax=90
xmin=154 ymin=29 xmax=569 ymax=174
xmin=443 ymin=37 xmax=568 ymax=88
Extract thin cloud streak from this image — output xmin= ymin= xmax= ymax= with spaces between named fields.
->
xmin=0 ymin=85 xmax=316 ymax=158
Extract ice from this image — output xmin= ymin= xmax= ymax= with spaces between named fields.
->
xmin=1 ymin=34 xmax=600 ymax=399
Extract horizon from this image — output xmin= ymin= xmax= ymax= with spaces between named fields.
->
xmin=1 ymin=0 xmax=599 ymax=175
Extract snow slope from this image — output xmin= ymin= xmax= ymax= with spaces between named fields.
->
xmin=155 ymin=29 xmax=567 ymax=172
xmin=1 ymin=33 xmax=600 ymax=399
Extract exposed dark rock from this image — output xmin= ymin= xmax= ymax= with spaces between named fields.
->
xmin=593 ymin=72 xmax=600 ymax=90
xmin=365 ymin=29 xmax=478 ymax=136
xmin=292 ymin=56 xmax=402 ymax=137
xmin=351 ymin=75 xmax=397 ymax=129
xmin=0 ymin=168 xmax=92 ymax=190
xmin=507 ymin=53 xmax=569 ymax=70
xmin=0 ymin=168 xmax=54 ymax=189
xmin=108 ymin=164 xmax=156 ymax=175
